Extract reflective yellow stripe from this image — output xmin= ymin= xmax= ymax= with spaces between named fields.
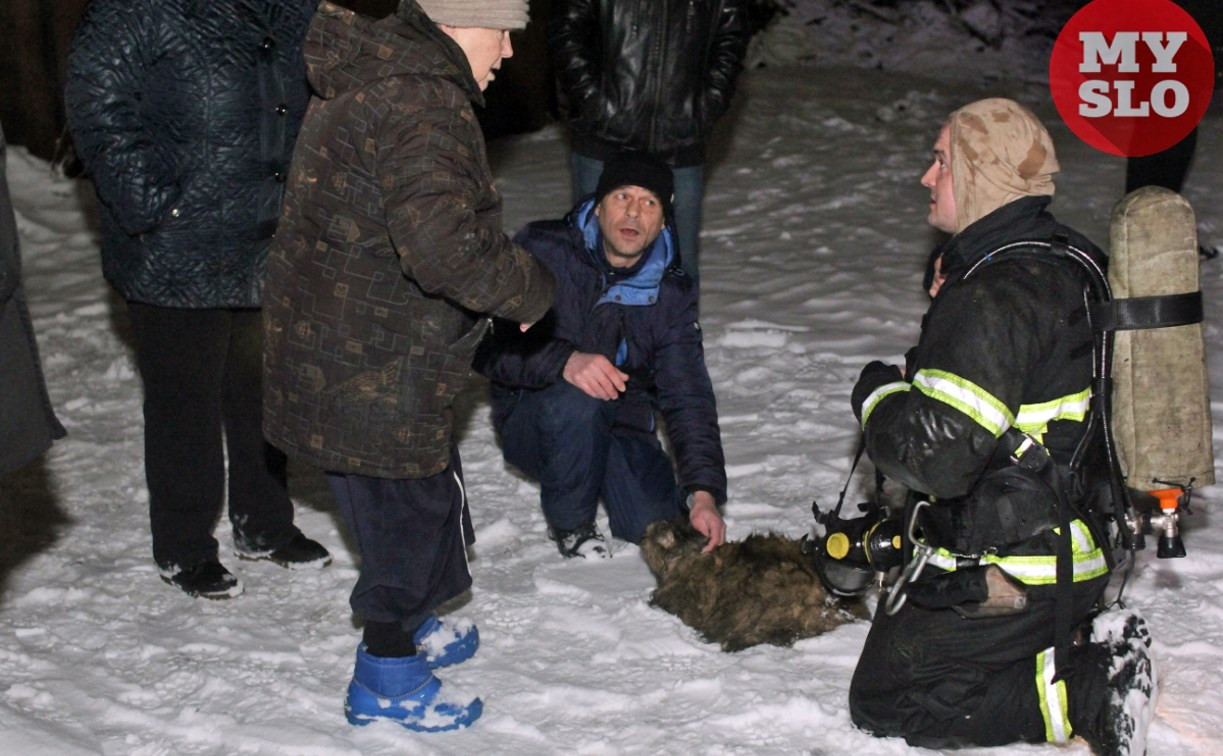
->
xmin=912 ymin=369 xmax=1014 ymax=438
xmin=1014 ymin=388 xmax=1091 ymax=441
xmin=860 ymin=381 xmax=910 ymax=428
xmin=924 ymin=520 xmax=1107 ymax=585
xmin=1037 ymin=648 xmax=1072 ymax=742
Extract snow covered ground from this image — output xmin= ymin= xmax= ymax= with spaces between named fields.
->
xmin=4 ymin=5 xmax=1223 ymax=754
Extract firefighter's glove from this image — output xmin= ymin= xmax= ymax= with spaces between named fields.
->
xmin=905 ymin=564 xmax=1029 ymax=618
xmin=851 ymin=360 xmax=904 ymax=424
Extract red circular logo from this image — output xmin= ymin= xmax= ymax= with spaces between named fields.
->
xmin=1050 ymin=0 xmax=1215 ymax=157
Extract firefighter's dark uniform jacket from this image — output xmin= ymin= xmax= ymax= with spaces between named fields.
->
xmin=848 ymin=195 xmax=1112 ymax=747
xmin=852 ymin=195 xmax=1108 ymax=570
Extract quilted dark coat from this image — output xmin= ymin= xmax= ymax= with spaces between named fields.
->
xmin=474 ymin=200 xmax=727 ymax=503
xmin=262 ymin=2 xmax=556 ymax=479
xmin=549 ymin=0 xmax=749 ymax=166
xmin=64 ymin=0 xmax=314 ymax=307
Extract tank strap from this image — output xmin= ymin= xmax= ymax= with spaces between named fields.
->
xmin=1091 ymin=290 xmax=1202 ymax=331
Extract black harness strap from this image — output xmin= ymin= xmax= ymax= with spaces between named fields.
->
xmin=1091 ymin=290 xmax=1203 ymax=331
xmin=966 ymin=234 xmax=1113 ymax=678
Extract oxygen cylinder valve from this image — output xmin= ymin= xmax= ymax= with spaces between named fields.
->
xmin=1147 ymin=488 xmax=1187 ymax=559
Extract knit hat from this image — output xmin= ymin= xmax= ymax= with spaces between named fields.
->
xmin=402 ymin=0 xmax=529 ymax=30
xmin=594 ymin=152 xmax=675 ymax=219
xmin=947 ymin=98 xmax=1059 ymax=233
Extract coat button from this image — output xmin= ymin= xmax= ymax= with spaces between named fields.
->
xmin=275 ymin=104 xmax=287 ymax=115
xmin=170 ymin=207 xmax=181 ymax=218
xmin=261 ymin=37 xmax=275 ymax=52
xmin=274 ymin=171 xmax=285 ymax=183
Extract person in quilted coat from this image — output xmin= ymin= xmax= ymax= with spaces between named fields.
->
xmin=65 ymin=0 xmax=330 ymax=600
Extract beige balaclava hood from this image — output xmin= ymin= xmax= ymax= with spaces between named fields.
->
xmin=402 ymin=0 xmax=529 ymax=30
xmin=948 ymin=98 xmax=1059 ymax=233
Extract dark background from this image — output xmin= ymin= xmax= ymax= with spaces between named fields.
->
xmin=4 ymin=1 xmax=1217 ymax=166
xmin=0 ymin=0 xmax=558 ymax=164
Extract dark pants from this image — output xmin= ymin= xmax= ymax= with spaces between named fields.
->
xmin=127 ymin=303 xmax=298 ymax=570
xmin=326 ymin=447 xmax=475 ymax=628
xmin=495 ymin=381 xmax=683 ymax=544
xmin=1126 ymin=127 xmax=1196 ymax=194
xmin=849 ymin=573 xmax=1108 ymax=748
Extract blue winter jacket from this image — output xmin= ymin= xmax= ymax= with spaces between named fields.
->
xmin=65 ymin=0 xmax=314 ymax=308
xmin=474 ymin=199 xmax=727 ymax=503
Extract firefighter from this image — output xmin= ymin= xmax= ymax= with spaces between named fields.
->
xmin=847 ymin=98 xmax=1156 ymax=756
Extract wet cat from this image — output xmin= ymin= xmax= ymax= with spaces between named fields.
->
xmin=640 ymin=516 xmax=868 ymax=652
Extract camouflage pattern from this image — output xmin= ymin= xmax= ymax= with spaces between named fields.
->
xmin=263 ymin=2 xmax=555 ymax=478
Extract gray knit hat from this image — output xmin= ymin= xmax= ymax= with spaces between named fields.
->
xmin=402 ymin=0 xmax=529 ymax=30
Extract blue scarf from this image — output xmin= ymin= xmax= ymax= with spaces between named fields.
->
xmin=573 ymin=197 xmax=675 ymax=308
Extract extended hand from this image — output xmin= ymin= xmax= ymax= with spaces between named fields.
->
xmin=688 ymin=491 xmax=725 ymax=553
xmin=563 ymin=352 xmax=628 ymax=400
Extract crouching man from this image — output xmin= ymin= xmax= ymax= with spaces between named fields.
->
xmin=475 ymin=152 xmax=727 ymax=558
xmin=848 ymin=99 xmax=1157 ymax=755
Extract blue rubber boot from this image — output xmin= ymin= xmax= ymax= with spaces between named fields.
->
xmin=413 ymin=614 xmax=480 ymax=669
xmin=345 ymin=645 xmax=482 ymax=731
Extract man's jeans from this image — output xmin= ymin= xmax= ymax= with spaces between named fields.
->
xmin=571 ymin=152 xmax=706 ymax=288
xmin=497 ymin=381 xmax=683 ymax=543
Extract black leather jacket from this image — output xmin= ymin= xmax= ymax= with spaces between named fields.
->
xmin=549 ymin=0 xmax=749 ymax=166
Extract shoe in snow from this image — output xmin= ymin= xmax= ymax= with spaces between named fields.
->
xmin=345 ymin=645 xmax=482 ymax=731
xmin=413 ymin=614 xmax=479 ymax=669
xmin=237 ymin=533 xmax=332 ymax=569
xmin=1082 ymin=609 xmax=1157 ymax=756
xmin=549 ymin=522 xmax=610 ymax=559
xmin=161 ymin=561 xmax=244 ymax=600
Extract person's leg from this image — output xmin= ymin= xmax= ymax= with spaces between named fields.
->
xmin=221 ymin=309 xmax=302 ymax=554
xmin=670 ymin=163 xmax=706 ymax=287
xmin=599 ymin=428 xmax=684 ymax=543
xmin=326 ymin=453 xmax=473 ymax=628
xmin=498 ymin=381 xmax=616 ymax=534
xmin=126 ymin=302 xmax=228 ymax=571
xmin=330 ymin=451 xmax=482 ymax=730
xmin=849 ymin=574 xmax=1107 ymax=748
xmin=1124 ymin=129 xmax=1220 ymax=258
xmin=570 ymin=152 xmax=604 ymax=205
xmin=1125 ymin=127 xmax=1196 ymax=194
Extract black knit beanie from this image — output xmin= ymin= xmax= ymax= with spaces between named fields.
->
xmin=594 ymin=153 xmax=674 ymax=218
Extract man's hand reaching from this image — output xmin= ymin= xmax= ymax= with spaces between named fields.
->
xmin=563 ymin=351 xmax=628 ymax=400
xmin=688 ymin=490 xmax=725 ymax=553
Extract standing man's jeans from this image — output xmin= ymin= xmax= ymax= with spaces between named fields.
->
xmin=571 ymin=153 xmax=706 ymax=288
xmin=495 ymin=381 xmax=683 ymax=543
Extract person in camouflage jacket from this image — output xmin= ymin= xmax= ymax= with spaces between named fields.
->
xmin=261 ymin=0 xmax=555 ymax=731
